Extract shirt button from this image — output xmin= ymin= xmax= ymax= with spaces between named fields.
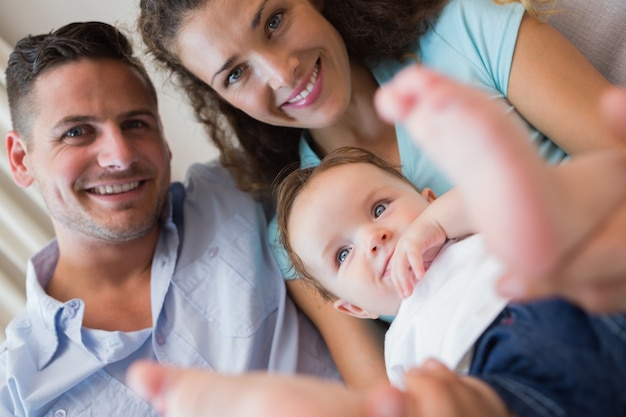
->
xmin=54 ymin=409 xmax=67 ymax=417
xmin=208 ymin=247 xmax=219 ymax=258
xmin=16 ymin=319 xmax=31 ymax=329
xmin=62 ymin=306 xmax=76 ymax=320
xmin=155 ymin=333 xmax=166 ymax=345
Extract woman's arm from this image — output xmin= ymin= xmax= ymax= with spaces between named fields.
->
xmin=508 ymin=14 xmax=625 ymax=154
xmin=286 ymin=278 xmax=389 ymax=390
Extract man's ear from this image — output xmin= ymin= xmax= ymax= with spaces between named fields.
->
xmin=6 ymin=130 xmax=35 ymax=188
xmin=333 ymin=299 xmax=379 ymax=319
xmin=420 ymin=187 xmax=437 ymax=203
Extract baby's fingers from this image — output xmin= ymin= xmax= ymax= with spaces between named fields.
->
xmin=390 ymin=252 xmax=416 ymax=298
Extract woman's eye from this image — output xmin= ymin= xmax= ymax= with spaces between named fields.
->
xmin=267 ymin=12 xmax=283 ymax=32
xmin=336 ymin=248 xmax=350 ymax=265
xmin=123 ymin=120 xmax=146 ymax=130
xmin=373 ymin=203 xmax=387 ymax=218
xmin=227 ymin=67 xmax=244 ymax=85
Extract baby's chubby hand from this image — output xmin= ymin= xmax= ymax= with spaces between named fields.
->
xmin=390 ymin=215 xmax=447 ymax=298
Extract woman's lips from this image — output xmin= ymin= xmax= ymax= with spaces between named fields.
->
xmin=283 ymin=60 xmax=321 ymax=108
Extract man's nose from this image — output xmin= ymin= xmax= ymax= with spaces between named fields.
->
xmin=97 ymin=128 xmax=137 ymax=169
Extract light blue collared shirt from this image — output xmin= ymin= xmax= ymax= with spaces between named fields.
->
xmin=0 ymin=161 xmax=339 ymax=417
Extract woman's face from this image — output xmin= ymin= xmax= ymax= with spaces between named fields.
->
xmin=176 ymin=0 xmax=352 ymax=129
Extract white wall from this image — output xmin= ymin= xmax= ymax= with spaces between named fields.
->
xmin=0 ymin=0 xmax=218 ymax=338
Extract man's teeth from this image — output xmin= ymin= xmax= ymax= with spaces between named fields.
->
xmin=92 ymin=181 xmax=140 ymax=195
xmin=288 ymin=64 xmax=319 ymax=104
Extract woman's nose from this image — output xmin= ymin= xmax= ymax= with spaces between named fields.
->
xmin=258 ymin=50 xmax=299 ymax=90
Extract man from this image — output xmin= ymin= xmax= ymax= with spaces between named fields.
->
xmin=0 ymin=21 xmax=338 ymax=417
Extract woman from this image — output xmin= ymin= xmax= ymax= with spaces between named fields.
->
xmin=137 ymin=0 xmax=623 ymax=388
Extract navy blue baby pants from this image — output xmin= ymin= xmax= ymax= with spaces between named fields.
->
xmin=470 ymin=298 xmax=626 ymax=417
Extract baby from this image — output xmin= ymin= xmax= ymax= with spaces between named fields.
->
xmin=275 ymin=69 xmax=626 ymax=417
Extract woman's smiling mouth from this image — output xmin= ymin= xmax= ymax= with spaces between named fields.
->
xmin=284 ymin=60 xmax=321 ymax=108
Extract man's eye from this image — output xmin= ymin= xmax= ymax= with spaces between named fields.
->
xmin=65 ymin=127 xmax=84 ymax=138
xmin=227 ymin=67 xmax=244 ymax=85
xmin=373 ymin=203 xmax=387 ymax=218
xmin=336 ymin=248 xmax=350 ymax=265
xmin=267 ymin=12 xmax=282 ymax=31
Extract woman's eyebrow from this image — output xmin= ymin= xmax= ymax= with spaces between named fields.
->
xmin=251 ymin=0 xmax=269 ymax=30
xmin=211 ymin=0 xmax=269 ymax=85
xmin=212 ymin=56 xmax=236 ymax=85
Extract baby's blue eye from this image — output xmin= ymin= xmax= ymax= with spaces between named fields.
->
xmin=373 ymin=203 xmax=386 ymax=218
xmin=227 ymin=67 xmax=244 ymax=84
xmin=337 ymin=248 xmax=350 ymax=265
xmin=267 ymin=12 xmax=282 ymax=30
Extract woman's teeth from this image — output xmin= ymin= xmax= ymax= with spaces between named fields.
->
xmin=92 ymin=181 xmax=140 ymax=195
xmin=288 ymin=64 xmax=319 ymax=104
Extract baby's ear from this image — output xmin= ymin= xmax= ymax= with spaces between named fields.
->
xmin=420 ymin=187 xmax=437 ymax=203
xmin=333 ymin=299 xmax=379 ymax=319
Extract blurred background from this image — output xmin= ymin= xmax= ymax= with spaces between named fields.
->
xmin=0 ymin=0 xmax=218 ymax=340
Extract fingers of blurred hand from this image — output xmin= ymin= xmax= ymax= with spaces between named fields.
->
xmin=129 ymin=364 xmax=367 ymax=417
xmin=558 ymin=204 xmax=626 ymax=313
xmin=402 ymin=360 xmax=468 ymax=417
xmin=559 ymin=205 xmax=626 ymax=285
xmin=403 ymin=360 xmax=508 ymax=417
xmin=497 ymin=205 xmax=626 ymax=313
xmin=126 ymin=361 xmax=171 ymax=414
xmin=365 ymin=383 xmax=408 ymax=417
xmin=127 ymin=361 xmax=214 ymax=417
xmin=560 ymin=279 xmax=626 ymax=314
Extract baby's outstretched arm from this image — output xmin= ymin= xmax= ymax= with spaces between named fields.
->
xmin=375 ymin=66 xmax=626 ymax=282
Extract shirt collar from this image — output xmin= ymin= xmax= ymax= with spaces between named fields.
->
xmin=25 ymin=241 xmax=66 ymax=369
xmin=23 ymin=194 xmax=178 ymax=370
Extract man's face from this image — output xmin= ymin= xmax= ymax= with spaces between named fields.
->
xmin=7 ymin=58 xmax=172 ymax=242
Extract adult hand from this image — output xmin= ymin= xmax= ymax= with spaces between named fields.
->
xmin=498 ymin=204 xmax=626 ymax=313
xmin=366 ymin=359 xmax=510 ymax=417
xmin=127 ymin=361 xmax=365 ymax=417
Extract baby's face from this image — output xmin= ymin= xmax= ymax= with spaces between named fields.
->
xmin=289 ymin=162 xmax=432 ymax=317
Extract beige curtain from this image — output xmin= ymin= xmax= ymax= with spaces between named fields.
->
xmin=0 ymin=36 xmax=55 ymax=341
